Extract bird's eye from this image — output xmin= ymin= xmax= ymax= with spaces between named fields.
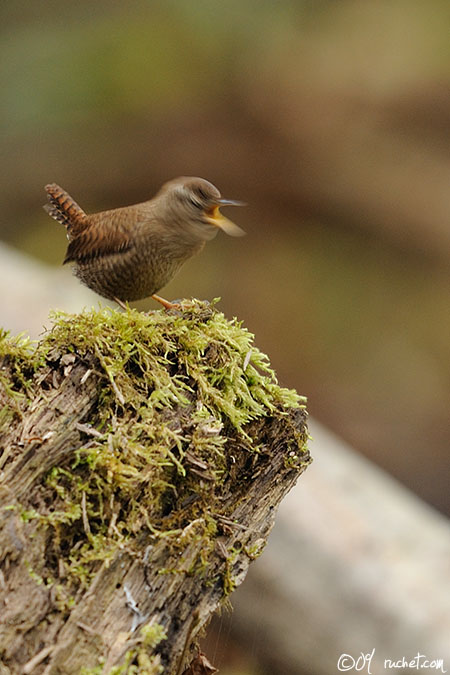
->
xmin=197 ymin=188 xmax=209 ymax=200
xmin=189 ymin=196 xmax=203 ymax=208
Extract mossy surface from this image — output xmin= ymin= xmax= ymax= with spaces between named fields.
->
xmin=0 ymin=329 xmax=36 ymax=428
xmin=1 ymin=301 xmax=306 ymax=548
xmin=0 ymin=300 xmax=308 ymax=671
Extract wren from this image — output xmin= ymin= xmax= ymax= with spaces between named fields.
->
xmin=44 ymin=177 xmax=245 ymax=309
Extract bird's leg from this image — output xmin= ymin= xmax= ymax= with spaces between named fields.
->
xmin=113 ymin=296 xmax=129 ymax=311
xmin=151 ymin=294 xmax=181 ymax=310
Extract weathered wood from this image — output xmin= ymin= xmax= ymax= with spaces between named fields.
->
xmin=226 ymin=420 xmax=450 ymax=675
xmin=0 ymin=304 xmax=309 ymax=674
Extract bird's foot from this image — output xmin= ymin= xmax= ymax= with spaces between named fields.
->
xmin=151 ymin=294 xmax=181 ymax=310
xmin=113 ymin=296 xmax=129 ymax=311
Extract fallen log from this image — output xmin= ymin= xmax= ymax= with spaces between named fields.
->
xmin=0 ymin=301 xmax=309 ymax=674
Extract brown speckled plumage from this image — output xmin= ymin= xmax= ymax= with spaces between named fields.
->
xmin=44 ymin=177 xmax=244 ymax=305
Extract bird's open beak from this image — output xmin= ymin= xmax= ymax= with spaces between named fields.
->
xmin=205 ymin=199 xmax=246 ymax=237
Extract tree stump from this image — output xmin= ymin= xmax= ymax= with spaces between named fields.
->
xmin=0 ymin=301 xmax=310 ymax=674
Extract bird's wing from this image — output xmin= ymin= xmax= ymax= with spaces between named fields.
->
xmin=63 ymin=205 xmax=151 ymax=264
xmin=63 ymin=223 xmax=131 ymax=263
xmin=44 ymin=184 xmax=88 ymax=238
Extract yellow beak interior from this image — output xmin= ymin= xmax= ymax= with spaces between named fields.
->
xmin=206 ymin=206 xmax=246 ymax=237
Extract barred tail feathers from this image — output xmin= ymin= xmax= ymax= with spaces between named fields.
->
xmin=44 ymin=183 xmax=87 ymax=237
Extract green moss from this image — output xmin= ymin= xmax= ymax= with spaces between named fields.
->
xmin=79 ymin=622 xmax=166 ymax=674
xmin=41 ymin=299 xmax=303 ymax=424
xmin=245 ymin=539 xmax=266 ymax=560
xmin=0 ymin=328 xmax=37 ymax=426
xmin=0 ymin=327 xmax=35 ymax=362
xmin=1 ymin=301 xmax=309 ymax=670
xmin=6 ymin=303 xmax=306 ymax=573
xmin=80 ymin=667 xmax=104 ymax=675
xmin=140 ymin=622 xmax=167 ymax=650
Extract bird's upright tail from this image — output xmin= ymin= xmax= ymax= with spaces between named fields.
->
xmin=43 ymin=183 xmax=88 ymax=238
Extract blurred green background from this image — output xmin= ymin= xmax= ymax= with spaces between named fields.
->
xmin=1 ymin=1 xmax=449 ymax=671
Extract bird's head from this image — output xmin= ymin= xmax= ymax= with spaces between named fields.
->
xmin=159 ymin=177 xmax=246 ymax=239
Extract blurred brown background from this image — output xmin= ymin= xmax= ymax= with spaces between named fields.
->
xmin=1 ymin=1 xmax=449 ymax=673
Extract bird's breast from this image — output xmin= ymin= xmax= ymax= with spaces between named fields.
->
xmin=72 ymin=231 xmax=204 ymax=302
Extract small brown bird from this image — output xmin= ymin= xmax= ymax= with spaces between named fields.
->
xmin=44 ymin=177 xmax=245 ymax=309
